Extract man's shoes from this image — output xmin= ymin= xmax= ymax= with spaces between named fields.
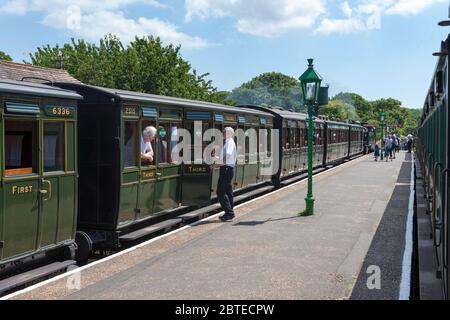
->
xmin=219 ymin=214 xmax=235 ymax=222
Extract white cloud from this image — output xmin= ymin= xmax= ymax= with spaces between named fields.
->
xmin=316 ymin=18 xmax=366 ymax=34
xmin=74 ymin=11 xmax=210 ymax=48
xmin=0 ymin=0 xmax=28 ymax=14
xmin=341 ymin=1 xmax=352 ymax=18
xmin=185 ymin=0 xmax=326 ymax=37
xmin=185 ymin=0 xmax=448 ymax=36
xmin=316 ymin=0 xmax=446 ymax=34
xmin=385 ymin=0 xmax=447 ymax=16
xmin=0 ymin=0 xmax=167 ymax=14
xmin=0 ymin=0 xmax=209 ymax=49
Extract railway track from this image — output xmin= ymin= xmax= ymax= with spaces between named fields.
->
xmin=0 ymin=154 xmax=366 ymax=299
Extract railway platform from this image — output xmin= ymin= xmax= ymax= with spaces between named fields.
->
xmin=5 ymin=152 xmax=414 ymax=300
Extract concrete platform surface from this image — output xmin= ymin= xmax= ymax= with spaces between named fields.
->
xmin=10 ymin=152 xmax=411 ymax=300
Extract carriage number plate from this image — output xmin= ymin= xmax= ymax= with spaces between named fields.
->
xmin=46 ymin=106 xmax=73 ymax=117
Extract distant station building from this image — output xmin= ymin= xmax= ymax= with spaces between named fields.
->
xmin=0 ymin=60 xmax=81 ymax=84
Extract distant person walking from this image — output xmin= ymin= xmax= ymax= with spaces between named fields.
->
xmin=392 ymin=134 xmax=398 ymax=159
xmin=385 ymin=135 xmax=393 ymax=162
xmin=374 ymin=142 xmax=380 ymax=162
xmin=217 ymin=127 xmax=237 ymax=222
xmin=407 ymin=134 xmax=414 ymax=153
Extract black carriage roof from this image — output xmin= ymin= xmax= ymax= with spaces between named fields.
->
xmin=237 ymin=104 xmax=325 ymax=122
xmin=55 ymin=83 xmax=273 ymax=118
xmin=238 ymin=104 xmax=367 ymax=128
xmin=326 ymin=120 xmax=351 ymax=127
xmin=0 ymin=79 xmax=82 ymax=100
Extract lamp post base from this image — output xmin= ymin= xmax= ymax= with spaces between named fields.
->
xmin=303 ymin=197 xmax=315 ymax=216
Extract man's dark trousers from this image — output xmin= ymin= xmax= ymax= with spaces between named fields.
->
xmin=217 ymin=166 xmax=235 ymax=216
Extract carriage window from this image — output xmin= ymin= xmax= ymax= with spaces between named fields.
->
xmin=124 ymin=121 xmax=138 ymax=168
xmin=142 ymin=121 xmax=156 ymax=166
xmin=187 ymin=121 xmax=210 ymax=163
xmin=283 ymin=127 xmax=290 ymax=149
xmin=157 ymin=124 xmax=169 ymax=164
xmin=170 ymin=124 xmax=181 ymax=164
xmin=44 ymin=122 xmax=65 ymax=172
xmin=4 ymin=120 xmax=38 ymax=176
xmin=267 ymin=128 xmax=272 ymax=153
xmin=211 ymin=124 xmax=223 ymax=158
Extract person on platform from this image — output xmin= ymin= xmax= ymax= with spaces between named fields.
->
xmin=217 ymin=127 xmax=237 ymax=222
xmin=374 ymin=142 xmax=381 ymax=162
xmin=407 ymin=134 xmax=414 ymax=153
xmin=385 ymin=135 xmax=393 ymax=162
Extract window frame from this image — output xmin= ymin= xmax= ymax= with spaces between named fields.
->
xmin=3 ymin=117 xmax=39 ymax=177
xmin=42 ymin=120 xmax=66 ymax=174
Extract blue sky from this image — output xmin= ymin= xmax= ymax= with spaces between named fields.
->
xmin=0 ymin=0 xmax=449 ymax=108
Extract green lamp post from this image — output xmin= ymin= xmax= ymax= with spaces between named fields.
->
xmin=299 ymin=59 xmax=322 ymax=216
xmin=380 ymin=111 xmax=386 ymax=161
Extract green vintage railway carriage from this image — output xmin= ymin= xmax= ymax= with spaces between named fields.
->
xmin=326 ymin=121 xmax=351 ymax=163
xmin=0 ymin=80 xmax=81 ymax=274
xmin=54 ymin=83 xmax=274 ymax=250
xmin=349 ymin=123 xmax=365 ymax=157
xmin=238 ymin=105 xmax=367 ymax=187
xmin=237 ymin=105 xmax=327 ymax=184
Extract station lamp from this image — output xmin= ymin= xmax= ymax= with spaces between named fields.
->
xmin=299 ymin=58 xmax=322 ymax=216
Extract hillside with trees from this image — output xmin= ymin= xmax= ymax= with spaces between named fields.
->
xmin=229 ymin=72 xmax=303 ymax=111
xmin=229 ymin=73 xmax=420 ymax=136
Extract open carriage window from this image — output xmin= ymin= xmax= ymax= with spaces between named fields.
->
xmin=155 ymin=123 xmax=183 ymax=164
xmin=44 ymin=122 xmax=65 ymax=172
xmin=124 ymin=121 xmax=138 ymax=168
xmin=4 ymin=120 xmax=38 ymax=176
xmin=186 ymin=121 xmax=210 ymax=163
xmin=141 ymin=121 xmax=157 ymax=166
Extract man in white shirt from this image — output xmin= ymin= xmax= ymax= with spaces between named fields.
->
xmin=141 ymin=126 xmax=157 ymax=164
xmin=218 ymin=127 xmax=237 ymax=222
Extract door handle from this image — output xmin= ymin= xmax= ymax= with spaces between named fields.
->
xmin=42 ymin=179 xmax=52 ymax=201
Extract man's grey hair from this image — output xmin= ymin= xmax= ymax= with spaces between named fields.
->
xmin=224 ymin=127 xmax=235 ymax=138
xmin=143 ymin=126 xmax=157 ymax=138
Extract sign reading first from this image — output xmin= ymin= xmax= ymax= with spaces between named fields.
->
xmin=45 ymin=106 xmax=74 ymax=118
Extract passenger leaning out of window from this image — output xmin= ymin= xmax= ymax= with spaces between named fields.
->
xmin=141 ymin=126 xmax=157 ymax=164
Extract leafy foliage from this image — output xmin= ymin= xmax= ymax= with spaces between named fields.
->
xmin=229 ymin=72 xmax=303 ymax=111
xmin=28 ymin=35 xmax=229 ymax=104
xmin=0 ymin=50 xmax=12 ymax=61
xmin=320 ymin=100 xmax=358 ymax=121
xmin=327 ymin=92 xmax=419 ymax=137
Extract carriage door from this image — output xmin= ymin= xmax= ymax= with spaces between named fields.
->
xmin=40 ymin=117 xmax=76 ymax=247
xmin=282 ymin=122 xmax=290 ymax=177
xmin=137 ymin=108 xmax=158 ymax=221
xmin=2 ymin=115 xmax=40 ymax=259
xmin=153 ymin=111 xmax=183 ymax=214
xmin=211 ymin=115 xmax=223 ymax=197
xmin=119 ymin=115 xmax=140 ymax=226
xmin=181 ymin=113 xmax=213 ymax=207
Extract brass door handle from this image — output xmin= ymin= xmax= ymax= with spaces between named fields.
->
xmin=42 ymin=179 xmax=52 ymax=201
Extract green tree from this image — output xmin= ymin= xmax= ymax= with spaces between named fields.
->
xmin=319 ymin=100 xmax=346 ymax=121
xmin=230 ymin=72 xmax=303 ymax=111
xmin=0 ymin=50 xmax=12 ymax=61
xmin=319 ymin=100 xmax=359 ymax=121
xmin=332 ymin=92 xmax=372 ymax=121
xmin=28 ymin=35 xmax=225 ymax=104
